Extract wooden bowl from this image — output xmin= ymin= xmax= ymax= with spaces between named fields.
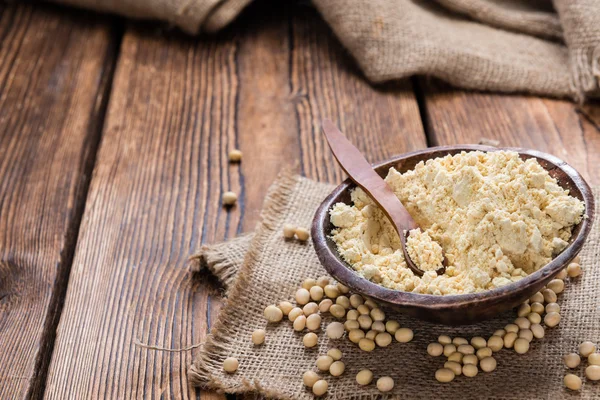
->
xmin=311 ymin=145 xmax=595 ymax=325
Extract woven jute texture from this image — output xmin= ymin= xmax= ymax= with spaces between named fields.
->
xmin=51 ymin=0 xmax=599 ymax=101
xmin=188 ymin=173 xmax=599 ymax=399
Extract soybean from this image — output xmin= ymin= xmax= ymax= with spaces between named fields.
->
xmin=356 ymin=369 xmax=373 ymax=385
xmin=518 ymin=329 xmax=533 ymax=342
xmin=395 ymin=328 xmax=413 ymax=343
xmin=316 ymin=276 xmax=330 ymax=288
xmin=531 ymin=324 xmax=545 ymax=339
xmin=303 ymin=302 xmax=319 ymax=316
xmin=309 ymin=286 xmax=324 ymax=301
xmin=359 ymin=338 xmax=376 ymax=352
xmin=586 ymin=365 xmax=600 ymax=381
xmin=443 ymin=344 xmax=457 ymax=357
xmin=514 ymin=338 xmax=530 ymax=354
xmin=348 ymin=329 xmax=365 ymax=343
xmin=547 ymin=279 xmax=564 ymax=294
xmin=346 ymin=309 xmax=359 ymax=321
xmin=228 ymin=149 xmax=242 ymax=162
xmin=303 ymin=370 xmax=320 ymax=387
xmin=544 ymin=312 xmax=560 ymax=328
xmin=567 ymin=263 xmax=582 ymax=278
xmin=435 ymin=368 xmax=455 ymax=383
xmin=330 ymin=361 xmax=345 ymax=376
xmin=579 ymin=341 xmax=596 ymax=357
xmin=589 ymin=353 xmax=600 ymax=365
xmin=312 ymin=380 xmax=328 ymax=396
xmin=487 ymin=336 xmax=504 ymax=352
xmin=223 ymin=357 xmax=239 ymax=373
xmin=288 ymin=307 xmax=303 ymax=322
xmin=448 ymin=352 xmax=463 ymax=363
xmin=222 ymin=192 xmax=237 ymax=206
xmin=503 ymin=332 xmax=518 ymax=349
xmin=444 ymin=361 xmax=462 ymax=376
xmin=306 ymin=314 xmax=321 ymax=331
xmin=376 ymin=377 xmax=394 ymax=392
xmin=295 ymin=228 xmax=310 ymax=241
xmin=316 ymin=355 xmax=333 ymax=371
xmin=471 ymin=337 xmax=487 ymax=349
xmin=375 ymin=332 xmax=392 ymax=347
xmin=326 ymin=322 xmax=345 ymax=339
xmin=293 ymin=315 xmax=307 ymax=331
xmin=564 ymin=353 xmax=581 ymax=368
xmin=349 ymin=294 xmax=364 ymax=308
xmin=283 ymin=224 xmax=296 ymax=239
xmin=480 ymin=356 xmax=497 ymax=372
xmin=303 ymin=332 xmax=318 ymax=348
xmin=318 ymin=299 xmax=332 ymax=313
xmin=438 ymin=335 xmax=452 ymax=345
xmin=564 ymin=374 xmax=582 ymax=391
xmin=546 ymin=302 xmax=560 ymax=314
xmin=328 ymin=348 xmax=343 ymax=360
xmin=264 ymin=305 xmax=283 ymax=323
xmin=295 ymin=288 xmax=310 ymax=305
xmin=330 ymin=304 xmax=346 ymax=319
xmin=324 ymin=284 xmax=340 ymax=298
xmin=279 ymin=301 xmax=294 ymax=315
xmin=476 ymin=347 xmax=493 ymax=360
xmin=427 ymin=343 xmax=444 ymax=357
xmin=462 ymin=364 xmax=478 ymax=377
xmin=252 ymin=329 xmax=266 ymax=345
xmin=336 ymin=295 xmax=350 ymax=309
xmin=542 ymin=288 xmax=557 ymax=303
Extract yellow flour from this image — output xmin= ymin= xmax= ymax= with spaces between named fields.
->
xmin=329 ymin=151 xmax=585 ymax=295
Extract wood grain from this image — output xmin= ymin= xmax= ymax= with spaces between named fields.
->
xmin=43 ymin=24 xmax=233 ymax=400
xmin=419 ymin=80 xmax=600 ymax=185
xmin=0 ymin=4 xmax=117 ymax=399
xmin=290 ymin=5 xmax=426 ymax=185
xmin=44 ymin=2 xmax=426 ymax=398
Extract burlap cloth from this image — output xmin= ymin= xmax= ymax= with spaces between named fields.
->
xmin=188 ymin=173 xmax=600 ymax=399
xmin=52 ymin=0 xmax=599 ymax=102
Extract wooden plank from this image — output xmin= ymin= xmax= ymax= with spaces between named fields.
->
xmin=44 ymin=2 xmax=426 ymax=399
xmin=237 ymin=4 xmax=427 ymax=231
xmin=290 ymin=6 xmax=426 ymax=185
xmin=0 ymin=4 xmax=118 ymax=399
xmin=420 ymin=80 xmax=600 ymax=185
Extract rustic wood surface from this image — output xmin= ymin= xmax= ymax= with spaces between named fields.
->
xmin=420 ymin=80 xmax=600 ymax=186
xmin=0 ymin=4 xmax=118 ymax=399
xmin=42 ymin=3 xmax=425 ymax=399
xmin=0 ymin=1 xmax=598 ymax=399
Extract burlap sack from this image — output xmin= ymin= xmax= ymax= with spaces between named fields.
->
xmin=50 ymin=0 xmax=599 ymax=101
xmin=188 ymin=173 xmax=600 ymax=399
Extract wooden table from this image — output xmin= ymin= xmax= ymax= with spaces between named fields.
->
xmin=0 ymin=1 xmax=598 ymax=398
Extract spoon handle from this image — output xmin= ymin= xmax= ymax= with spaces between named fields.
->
xmin=321 ymin=119 xmax=418 ymax=235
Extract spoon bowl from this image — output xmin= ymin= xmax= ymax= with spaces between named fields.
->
xmin=311 ymin=145 xmax=594 ymax=324
xmin=321 ymin=119 xmax=443 ymax=276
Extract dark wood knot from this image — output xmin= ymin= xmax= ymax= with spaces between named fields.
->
xmin=0 ymin=260 xmax=22 ymax=309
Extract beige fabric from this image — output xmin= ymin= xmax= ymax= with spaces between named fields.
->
xmin=314 ymin=0 xmax=572 ymax=98
xmin=53 ymin=0 xmax=252 ymax=33
xmin=554 ymin=0 xmax=600 ymax=101
xmin=188 ymin=173 xmax=600 ymax=399
xmin=50 ymin=0 xmax=599 ymax=101
xmin=434 ymin=0 xmax=562 ymax=39
xmin=189 ymin=233 xmax=253 ymax=289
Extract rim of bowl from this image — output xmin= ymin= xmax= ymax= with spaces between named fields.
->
xmin=311 ymin=145 xmax=595 ymax=310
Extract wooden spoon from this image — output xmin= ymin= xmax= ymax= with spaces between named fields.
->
xmin=321 ymin=119 xmax=445 ymax=276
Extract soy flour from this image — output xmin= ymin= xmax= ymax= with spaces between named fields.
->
xmin=329 ymin=151 xmax=585 ymax=295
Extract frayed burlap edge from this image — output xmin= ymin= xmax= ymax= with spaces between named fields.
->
xmin=569 ymin=46 xmax=600 ymax=103
xmin=189 ymin=233 xmax=253 ymax=292
xmin=188 ymin=172 xmax=301 ymax=397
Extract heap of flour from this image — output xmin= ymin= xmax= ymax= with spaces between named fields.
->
xmin=329 ymin=151 xmax=585 ymax=295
